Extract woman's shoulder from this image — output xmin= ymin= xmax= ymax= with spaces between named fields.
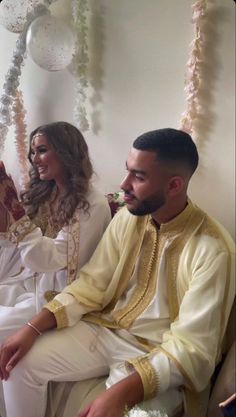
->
xmin=86 ymin=185 xmax=108 ymax=205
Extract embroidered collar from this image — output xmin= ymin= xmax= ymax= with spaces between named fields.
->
xmin=150 ymin=198 xmax=194 ymax=234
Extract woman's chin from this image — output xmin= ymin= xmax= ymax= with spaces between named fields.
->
xmin=39 ymin=173 xmax=50 ymax=181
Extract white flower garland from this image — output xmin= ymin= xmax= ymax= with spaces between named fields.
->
xmin=12 ymin=89 xmax=29 ymax=187
xmin=71 ymin=0 xmax=89 ymax=132
xmin=125 ymin=406 xmax=168 ymax=417
xmin=179 ymin=0 xmax=207 ymax=141
xmin=0 ymin=1 xmax=53 ymax=159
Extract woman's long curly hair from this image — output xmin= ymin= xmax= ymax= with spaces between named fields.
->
xmin=20 ymin=121 xmax=93 ymax=226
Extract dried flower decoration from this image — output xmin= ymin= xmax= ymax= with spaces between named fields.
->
xmin=12 ymin=89 xmax=29 ymax=187
xmin=179 ymin=0 xmax=207 ymax=141
xmin=70 ymin=0 xmax=89 ymax=132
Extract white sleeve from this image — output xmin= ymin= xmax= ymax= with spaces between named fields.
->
xmin=156 ymin=248 xmax=233 ymax=392
xmin=127 ymin=238 xmax=234 ymax=398
xmin=1 ymin=215 xmax=68 ymax=274
xmin=0 ymin=245 xmax=22 ymax=282
xmin=17 ymin=226 xmax=68 ymax=272
xmin=78 ymin=188 xmax=111 ymax=268
xmin=1 ymin=214 xmax=67 ymax=273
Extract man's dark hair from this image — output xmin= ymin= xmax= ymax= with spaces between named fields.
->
xmin=133 ymin=128 xmax=199 ymax=175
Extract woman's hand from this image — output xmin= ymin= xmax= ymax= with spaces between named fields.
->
xmin=0 ymin=161 xmax=25 ymax=221
xmin=0 ymin=325 xmax=38 ymax=381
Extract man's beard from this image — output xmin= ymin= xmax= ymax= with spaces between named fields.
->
xmin=127 ymin=191 xmax=166 ymax=216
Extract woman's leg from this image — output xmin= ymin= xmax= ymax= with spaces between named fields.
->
xmin=3 ymin=321 xmax=109 ymax=417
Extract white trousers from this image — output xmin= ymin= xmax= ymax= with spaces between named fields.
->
xmin=3 ymin=321 xmax=183 ymax=417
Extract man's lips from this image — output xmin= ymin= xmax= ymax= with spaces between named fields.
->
xmin=123 ymin=193 xmax=136 ymax=203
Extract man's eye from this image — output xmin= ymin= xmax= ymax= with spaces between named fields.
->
xmin=135 ymin=175 xmax=144 ymax=181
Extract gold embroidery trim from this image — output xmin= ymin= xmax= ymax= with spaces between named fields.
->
xmin=99 ymin=215 xmax=149 ymax=315
xmin=153 ymin=345 xmax=195 ymax=390
xmin=126 ymin=355 xmax=160 ymax=400
xmin=7 ymin=215 xmax=37 ymax=245
xmin=44 ymin=299 xmax=68 ymax=329
xmin=67 ymin=211 xmax=80 ymax=284
xmin=112 ymin=221 xmax=160 ymax=328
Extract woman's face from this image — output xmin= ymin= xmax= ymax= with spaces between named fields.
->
xmin=30 ymin=133 xmax=66 ymax=189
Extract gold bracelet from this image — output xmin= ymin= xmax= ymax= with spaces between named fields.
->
xmin=26 ymin=322 xmax=43 ymax=336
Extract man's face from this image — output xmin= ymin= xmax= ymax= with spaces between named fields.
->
xmin=120 ymin=147 xmax=170 ymax=216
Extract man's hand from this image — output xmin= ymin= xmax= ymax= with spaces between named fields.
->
xmin=0 ymin=160 xmax=25 ymax=222
xmin=77 ymin=372 xmax=144 ymax=417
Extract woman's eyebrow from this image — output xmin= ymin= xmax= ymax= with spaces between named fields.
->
xmin=31 ymin=144 xmax=47 ymax=150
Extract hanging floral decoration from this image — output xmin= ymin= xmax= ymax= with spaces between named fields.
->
xmin=179 ymin=0 xmax=207 ymax=140
xmin=12 ymin=89 xmax=29 ymax=186
xmin=0 ymin=27 xmax=27 ymax=156
xmin=0 ymin=0 xmax=87 ymax=184
xmin=71 ymin=0 xmax=89 ymax=132
xmin=0 ymin=1 xmax=51 ymax=159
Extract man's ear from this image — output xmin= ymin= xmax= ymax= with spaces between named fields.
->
xmin=167 ymin=176 xmax=184 ymax=196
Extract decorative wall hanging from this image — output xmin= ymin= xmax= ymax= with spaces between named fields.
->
xmin=12 ymin=89 xmax=29 ymax=186
xmin=70 ymin=0 xmax=89 ymax=132
xmin=0 ymin=1 xmax=53 ymax=170
xmin=0 ymin=0 xmax=211 ymax=180
xmin=179 ymin=0 xmax=207 ymax=141
xmin=0 ymin=0 xmax=90 ymax=185
xmin=26 ymin=14 xmax=76 ymax=71
xmin=0 ymin=0 xmax=41 ymax=33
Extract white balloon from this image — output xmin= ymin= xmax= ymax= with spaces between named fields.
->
xmin=26 ymin=15 xmax=76 ymax=72
xmin=0 ymin=0 xmax=40 ymax=33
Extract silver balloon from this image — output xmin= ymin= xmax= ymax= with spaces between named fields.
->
xmin=0 ymin=0 xmax=39 ymax=33
xmin=26 ymin=15 xmax=76 ymax=71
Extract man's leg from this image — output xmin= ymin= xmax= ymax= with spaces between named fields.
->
xmin=3 ymin=321 xmax=109 ymax=417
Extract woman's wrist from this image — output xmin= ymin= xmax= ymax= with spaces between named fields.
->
xmin=26 ymin=322 xmax=43 ymax=336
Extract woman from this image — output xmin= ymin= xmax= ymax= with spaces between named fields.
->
xmin=0 ymin=121 xmax=111 ymax=341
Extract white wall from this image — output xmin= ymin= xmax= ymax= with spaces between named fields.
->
xmin=0 ymin=0 xmax=235 ymax=238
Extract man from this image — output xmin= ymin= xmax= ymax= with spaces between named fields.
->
xmin=0 ymin=128 xmax=235 ymax=417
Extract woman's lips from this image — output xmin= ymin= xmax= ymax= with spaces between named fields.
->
xmin=37 ymin=166 xmax=47 ymax=173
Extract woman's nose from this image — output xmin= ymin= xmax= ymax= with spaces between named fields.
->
xmin=32 ymin=152 xmax=40 ymax=164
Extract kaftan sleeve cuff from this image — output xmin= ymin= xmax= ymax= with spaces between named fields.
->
xmin=44 ymin=299 xmax=68 ymax=329
xmin=125 ymin=354 xmax=160 ymax=400
xmin=126 ymin=350 xmax=184 ymax=400
xmin=0 ymin=215 xmax=37 ymax=245
xmin=44 ymin=292 xmax=87 ymax=329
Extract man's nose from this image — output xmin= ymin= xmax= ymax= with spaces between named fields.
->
xmin=120 ymin=173 xmax=131 ymax=191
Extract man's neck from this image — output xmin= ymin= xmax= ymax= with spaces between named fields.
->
xmin=151 ymin=199 xmax=188 ymax=225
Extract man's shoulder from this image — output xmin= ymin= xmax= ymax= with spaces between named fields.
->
xmin=191 ymin=202 xmax=235 ymax=253
xmin=109 ymin=206 xmax=149 ymax=238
